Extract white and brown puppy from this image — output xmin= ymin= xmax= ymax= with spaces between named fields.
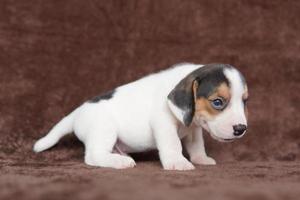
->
xmin=33 ymin=63 xmax=249 ymax=170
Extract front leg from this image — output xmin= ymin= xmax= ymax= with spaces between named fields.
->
xmin=183 ymin=127 xmax=216 ymax=165
xmin=152 ymin=118 xmax=195 ymax=171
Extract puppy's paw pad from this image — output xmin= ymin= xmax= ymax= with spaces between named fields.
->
xmin=163 ymin=157 xmax=195 ymax=171
xmin=191 ymin=156 xmax=216 ymax=165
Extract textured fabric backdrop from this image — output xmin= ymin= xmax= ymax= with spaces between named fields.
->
xmin=1 ymin=1 xmax=300 ymax=200
xmin=1 ymin=0 xmax=300 ymax=163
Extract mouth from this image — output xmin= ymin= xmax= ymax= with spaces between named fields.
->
xmin=200 ymin=120 xmax=236 ymax=142
xmin=209 ymin=132 xmax=235 ymax=142
xmin=223 ymin=138 xmax=235 ymax=142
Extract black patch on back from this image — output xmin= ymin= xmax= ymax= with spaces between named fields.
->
xmin=168 ymin=63 xmax=232 ymax=126
xmin=88 ymin=89 xmax=115 ymax=103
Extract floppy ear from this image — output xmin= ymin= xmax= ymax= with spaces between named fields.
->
xmin=167 ymin=76 xmax=199 ymax=126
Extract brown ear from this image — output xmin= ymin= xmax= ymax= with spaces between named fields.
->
xmin=167 ymin=77 xmax=198 ymax=126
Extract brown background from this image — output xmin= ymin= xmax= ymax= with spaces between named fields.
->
xmin=1 ymin=0 xmax=300 ymax=200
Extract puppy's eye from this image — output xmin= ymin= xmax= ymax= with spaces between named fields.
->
xmin=210 ymin=98 xmax=225 ymax=110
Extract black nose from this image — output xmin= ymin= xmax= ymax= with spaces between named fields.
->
xmin=233 ymin=124 xmax=247 ymax=136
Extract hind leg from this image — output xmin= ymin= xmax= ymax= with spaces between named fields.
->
xmin=83 ymin=126 xmax=136 ymax=169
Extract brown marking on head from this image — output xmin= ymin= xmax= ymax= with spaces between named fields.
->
xmin=207 ymin=83 xmax=231 ymax=101
xmin=193 ymin=81 xmax=231 ymax=120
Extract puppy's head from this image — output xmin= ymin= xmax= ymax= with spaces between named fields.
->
xmin=168 ymin=64 xmax=249 ymax=142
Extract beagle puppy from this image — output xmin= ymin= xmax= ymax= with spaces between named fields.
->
xmin=34 ymin=63 xmax=249 ymax=170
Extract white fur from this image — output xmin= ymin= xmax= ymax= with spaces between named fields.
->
xmin=33 ymin=63 xmax=247 ymax=170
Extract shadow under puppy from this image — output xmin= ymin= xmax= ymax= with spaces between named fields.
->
xmin=34 ymin=63 xmax=249 ymax=170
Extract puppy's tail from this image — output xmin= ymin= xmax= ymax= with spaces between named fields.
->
xmin=33 ymin=110 xmax=77 ymax=153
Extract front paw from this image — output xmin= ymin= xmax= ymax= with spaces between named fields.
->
xmin=161 ymin=155 xmax=195 ymax=171
xmin=191 ymin=155 xmax=216 ymax=165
